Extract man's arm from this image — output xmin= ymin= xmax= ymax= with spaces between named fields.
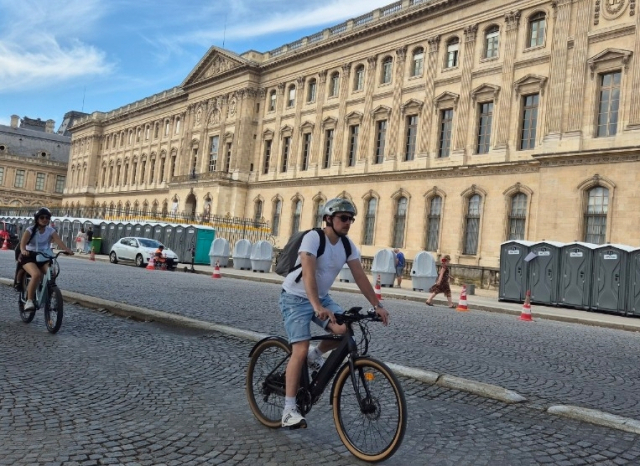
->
xmin=348 ymin=259 xmax=389 ymax=325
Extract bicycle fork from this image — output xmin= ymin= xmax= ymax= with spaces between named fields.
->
xmin=348 ymin=358 xmax=376 ymax=414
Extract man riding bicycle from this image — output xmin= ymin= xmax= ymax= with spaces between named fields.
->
xmin=17 ymin=207 xmax=74 ymax=312
xmin=279 ymin=198 xmax=389 ymax=429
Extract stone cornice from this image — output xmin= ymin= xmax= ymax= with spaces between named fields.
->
xmin=588 ymin=23 xmax=636 ymax=44
xmin=514 ymin=53 xmax=551 ymax=70
xmin=533 ymin=146 xmax=640 ymax=166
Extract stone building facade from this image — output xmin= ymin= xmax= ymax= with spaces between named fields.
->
xmin=66 ymin=0 xmax=640 ymax=268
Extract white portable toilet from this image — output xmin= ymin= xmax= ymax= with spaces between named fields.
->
xmin=339 ymin=262 xmax=356 ymax=283
xmin=209 ymin=238 xmax=230 ymax=267
xmin=371 ymin=249 xmax=396 ymax=287
xmin=250 ymin=240 xmax=273 ymax=273
xmin=410 ymin=251 xmax=438 ymax=292
xmin=233 ymin=239 xmax=252 ymax=270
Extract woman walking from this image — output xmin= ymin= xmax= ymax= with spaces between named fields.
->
xmin=76 ymin=227 xmax=87 ymax=254
xmin=425 ymin=255 xmax=454 ymax=308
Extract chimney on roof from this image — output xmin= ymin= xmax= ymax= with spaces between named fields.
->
xmin=10 ymin=115 xmax=19 ymax=128
xmin=45 ymin=119 xmax=55 ymax=133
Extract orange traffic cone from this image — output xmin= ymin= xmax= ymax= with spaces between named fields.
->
xmin=519 ymin=290 xmax=533 ymax=321
xmin=212 ymin=260 xmax=222 ymax=279
xmin=146 ymin=257 xmax=156 ymax=270
xmin=455 ymin=285 xmax=469 ymax=312
xmin=1 ymin=239 xmax=8 ymax=251
xmin=89 ymin=246 xmax=96 ymax=261
xmin=374 ymin=275 xmax=383 ymax=301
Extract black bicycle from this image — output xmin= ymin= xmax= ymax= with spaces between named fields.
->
xmin=18 ymin=251 xmax=67 ymax=334
xmin=246 ymin=307 xmax=407 ymax=463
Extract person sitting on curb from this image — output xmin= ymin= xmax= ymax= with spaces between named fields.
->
xmin=154 ymin=245 xmax=175 ymax=269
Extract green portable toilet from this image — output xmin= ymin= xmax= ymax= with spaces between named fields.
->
xmin=194 ymin=226 xmax=215 ymax=265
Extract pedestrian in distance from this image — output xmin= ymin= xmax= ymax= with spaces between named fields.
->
xmin=279 ymin=198 xmax=389 ymax=429
xmin=393 ymin=248 xmax=405 ymax=288
xmin=425 ymin=254 xmax=454 ymax=308
xmin=76 ymin=227 xmax=87 ymax=254
xmin=85 ymin=226 xmax=94 ymax=254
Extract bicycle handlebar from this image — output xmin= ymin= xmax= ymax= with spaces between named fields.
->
xmin=335 ymin=306 xmax=383 ymax=325
xmin=36 ymin=251 xmax=71 ymax=260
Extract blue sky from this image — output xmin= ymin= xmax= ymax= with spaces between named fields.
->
xmin=0 ymin=0 xmax=394 ymax=129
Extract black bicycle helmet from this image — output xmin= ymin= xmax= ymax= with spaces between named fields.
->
xmin=34 ymin=207 xmax=52 ymax=222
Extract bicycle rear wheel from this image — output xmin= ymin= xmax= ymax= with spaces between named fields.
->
xmin=332 ymin=358 xmax=407 ymax=462
xmin=44 ymin=287 xmax=63 ymax=334
xmin=246 ymin=339 xmax=290 ymax=428
xmin=18 ymin=276 xmax=35 ymax=323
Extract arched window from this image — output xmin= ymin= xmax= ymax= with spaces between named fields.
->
xmin=528 ymin=12 xmax=546 ymax=48
xmin=412 ymin=47 xmax=424 ymax=76
xmin=392 ymin=197 xmax=408 ymax=248
xmin=446 ymin=37 xmax=459 ymax=68
xmin=269 ymin=90 xmax=277 ymax=112
xmin=175 ymin=117 xmax=181 ymax=134
xmin=426 ymin=196 xmax=442 ymax=251
xmin=307 ymin=79 xmax=317 ymax=103
xmin=584 ymin=187 xmax=609 ymax=244
xmin=363 ymin=198 xmax=377 ymax=245
xmin=101 ymin=166 xmax=107 ymax=187
xmin=149 ymin=158 xmax=156 ymax=184
xmin=381 ymin=57 xmax=393 ymax=84
xmin=463 ymin=195 xmax=481 ymax=255
xmin=254 ymin=200 xmax=263 ymax=222
xmin=354 ymin=65 xmax=365 ymax=91
xmin=329 ymin=72 xmax=340 ymax=97
xmin=272 ymin=200 xmax=282 ymax=236
xmin=108 ymin=165 xmax=114 ymax=186
xmin=508 ymin=193 xmax=527 ymax=240
xmin=314 ymin=199 xmax=325 ymax=228
xmin=287 ymin=85 xmax=296 ymax=107
xmin=485 ymin=26 xmax=500 ymax=58
xmin=291 ymin=200 xmax=302 ymax=234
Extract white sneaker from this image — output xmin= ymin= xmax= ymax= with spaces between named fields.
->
xmin=282 ymin=408 xmax=307 ymax=429
xmin=307 ymin=350 xmax=325 ymax=373
xmin=24 ymin=300 xmax=35 ymax=312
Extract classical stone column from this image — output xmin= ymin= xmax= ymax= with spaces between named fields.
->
xmin=628 ymin=0 xmax=640 ymax=126
xmin=544 ymin=0 xmax=572 ymax=135
xmin=332 ymin=65 xmax=350 ymax=166
xmin=292 ymin=75 xmax=314 ymax=171
xmin=565 ymin=0 xmax=591 ymax=132
xmin=418 ymin=35 xmax=440 ymax=156
xmin=389 ymin=46 xmax=407 ymax=159
xmin=269 ymin=82 xmax=286 ymax=174
xmin=358 ymin=56 xmax=378 ymax=160
xmin=495 ymin=11 xmax=520 ymax=148
xmin=453 ymin=24 xmax=478 ymax=152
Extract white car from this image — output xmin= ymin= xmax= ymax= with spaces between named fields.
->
xmin=109 ymin=237 xmax=179 ymax=269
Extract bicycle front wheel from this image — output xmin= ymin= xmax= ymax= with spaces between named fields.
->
xmin=18 ymin=276 xmax=35 ymax=323
xmin=44 ymin=287 xmax=63 ymax=334
xmin=332 ymin=358 xmax=407 ymax=463
xmin=246 ymin=339 xmax=290 ymax=428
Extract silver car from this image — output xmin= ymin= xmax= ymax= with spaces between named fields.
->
xmin=109 ymin=237 xmax=179 ymax=269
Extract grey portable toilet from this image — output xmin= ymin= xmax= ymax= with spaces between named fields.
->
xmin=591 ymin=244 xmax=633 ymax=314
xmin=153 ymin=224 xmax=164 ymax=242
xmin=61 ymin=219 xmax=73 ymax=249
xmin=233 ymin=239 xmax=252 ymax=270
xmin=133 ymin=224 xmax=143 ymax=237
xmin=528 ymin=241 xmax=564 ymax=305
xmin=371 ymin=249 xmax=396 ymax=287
xmin=104 ymin=222 xmax=117 ymax=253
xmin=173 ymin=226 xmax=187 ymax=260
xmin=499 ymin=240 xmax=535 ymax=302
xmin=209 ymin=238 xmax=230 ymax=267
xmin=410 ymin=251 xmax=438 ymax=292
xmin=559 ymin=242 xmax=597 ymax=310
xmin=162 ymin=225 xmax=175 ymax=249
xmin=251 ymin=241 xmax=273 ymax=272
xmin=627 ymin=248 xmax=640 ymax=316
xmin=143 ymin=224 xmax=153 ymax=239
xmin=184 ymin=227 xmax=197 ymax=261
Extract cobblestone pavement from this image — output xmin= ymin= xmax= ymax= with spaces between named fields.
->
xmin=2 ymin=284 xmax=640 ymax=465
xmin=1 ymin=252 xmax=640 ymax=423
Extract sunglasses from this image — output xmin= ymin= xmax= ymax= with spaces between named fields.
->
xmin=336 ymin=215 xmax=355 ymax=223
xmin=39 ymin=215 xmax=51 ymax=220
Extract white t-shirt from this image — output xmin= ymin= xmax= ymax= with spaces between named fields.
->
xmin=25 ymin=225 xmax=55 ymax=261
xmin=282 ymin=230 xmax=360 ymax=299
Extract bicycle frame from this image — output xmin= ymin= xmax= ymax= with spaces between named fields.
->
xmin=23 ymin=256 xmax=58 ymax=310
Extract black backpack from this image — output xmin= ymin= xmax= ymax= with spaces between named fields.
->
xmin=14 ymin=226 xmax=36 ymax=261
xmin=275 ymin=228 xmax=352 ymax=283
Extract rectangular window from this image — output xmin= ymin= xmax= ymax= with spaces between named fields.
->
xmin=263 ymin=140 xmax=272 ymax=174
xmin=165 ymin=121 xmax=170 ymax=136
xmin=0 ymin=167 xmax=4 ymax=185
xmin=171 ymin=156 xmax=177 ymax=178
xmin=269 ymin=92 xmax=276 ymax=112
xmin=35 ymin=173 xmax=46 ymax=191
xmin=438 ymin=109 xmax=453 ymax=158
xmin=426 ymin=197 xmax=442 ymax=251
xmin=224 ymin=142 xmax=232 ymax=173
xmin=355 ymin=68 xmax=364 ymax=91
xmin=149 ymin=160 xmax=155 ymax=183
xmin=14 ymin=169 xmax=25 ymax=188
xmin=209 ymin=136 xmax=219 ymax=172
xmin=404 ymin=116 xmax=418 ymax=161
xmin=301 ymin=133 xmax=311 ymax=171
xmin=288 ymin=87 xmax=296 ymax=107
xmin=159 ymin=159 xmax=165 ymax=182
xmin=323 ymin=129 xmax=334 ymax=169
xmin=519 ymin=94 xmax=539 ymax=150
xmin=281 ymin=136 xmax=291 ymax=172
xmin=508 ymin=194 xmax=527 ymax=241
xmin=597 ymin=71 xmax=621 ymax=138
xmin=476 ymin=102 xmax=493 ymax=154
xmin=375 ymin=120 xmax=387 ymax=164
xmin=55 ymin=175 xmax=65 ymax=193
xmin=330 ymin=74 xmax=339 ymax=97
xmin=348 ymin=125 xmax=359 ymax=167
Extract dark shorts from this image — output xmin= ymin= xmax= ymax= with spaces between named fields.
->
xmin=18 ymin=252 xmax=51 ymax=267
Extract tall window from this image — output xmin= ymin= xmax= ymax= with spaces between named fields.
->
xmin=101 ymin=167 xmax=107 ymax=187
xmin=171 ymin=155 xmax=177 ymax=178
xmin=381 ymin=57 xmax=393 ymax=84
xmin=115 ymin=165 xmax=121 ymax=186
xmin=291 ymin=200 xmax=302 ymax=234
xmin=307 ymin=79 xmax=317 ymax=103
xmin=323 ymin=129 xmax=334 ymax=169
xmin=477 ymin=102 xmax=493 ymax=154
xmin=439 ymin=109 xmax=454 ymax=157
xmin=128 ymin=131 xmax=133 ymax=145
xmin=375 ymin=120 xmax=387 ymax=164
xmin=269 ymin=90 xmax=277 ymax=112
xmin=281 ymin=136 xmax=291 ymax=172
xmin=392 ymin=197 xmax=408 ymax=248
xmin=224 ymin=142 xmax=232 ymax=173
xmin=301 ymin=133 xmax=311 ymax=171
xmin=363 ymin=198 xmax=377 ymax=245
xmin=287 ymin=85 xmax=296 ymax=107
xmin=597 ymin=71 xmax=621 ymax=138
xmin=426 ymin=196 xmax=442 ymax=251
xmin=463 ymin=195 xmax=481 ymax=255
xmin=145 ymin=126 xmax=150 ymax=140
xmin=159 ymin=159 xmax=165 ymax=182
xmin=446 ymin=38 xmax=459 ymax=68
xmin=412 ymin=48 xmax=424 ymax=76
xmin=485 ymin=26 xmax=499 ymax=58
xmin=164 ymin=120 xmax=170 ymax=136
xmin=154 ymin=123 xmax=159 ymax=139
xmin=254 ymin=200 xmax=263 ymax=222
xmin=528 ymin=13 xmax=546 ymax=48
xmin=149 ymin=159 xmax=156 ymax=184
xmin=55 ymin=175 xmax=65 ymax=193
xmin=35 ymin=173 xmax=45 ymax=191
xmin=124 ymin=163 xmax=129 ymax=185
xmin=314 ymin=200 xmax=325 ymax=228
xmin=584 ymin=187 xmax=609 ymax=244
xmin=520 ymin=94 xmax=539 ymax=150
xmin=120 ymin=133 xmax=124 ymax=146
xmin=136 ymin=128 xmax=141 ymax=142
xmin=508 ymin=193 xmax=527 ymax=240
xmin=272 ymin=200 xmax=282 ymax=236
xmin=132 ymin=162 xmax=138 ymax=184
xmin=141 ymin=161 xmax=146 ymax=183
xmin=208 ymin=136 xmax=219 ymax=172
xmin=14 ymin=169 xmax=25 ymax=188
xmin=330 ymin=72 xmax=340 ymax=97
xmin=405 ymin=115 xmax=418 ymax=161
xmin=175 ymin=117 xmax=181 ymax=134
xmin=348 ymin=125 xmax=359 ymax=167
xmin=354 ymin=65 xmax=365 ymax=91
xmin=263 ymin=140 xmax=272 ymax=174
xmin=0 ymin=167 xmax=4 ymax=185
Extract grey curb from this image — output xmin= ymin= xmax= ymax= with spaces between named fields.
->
xmin=548 ymin=405 xmax=640 ymax=435
xmin=436 ymin=375 xmax=527 ymax=404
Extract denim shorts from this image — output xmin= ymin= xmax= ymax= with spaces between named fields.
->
xmin=279 ymin=291 xmax=344 ymax=344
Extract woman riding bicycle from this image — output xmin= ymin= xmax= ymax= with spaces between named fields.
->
xmin=17 ymin=207 xmax=74 ymax=312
